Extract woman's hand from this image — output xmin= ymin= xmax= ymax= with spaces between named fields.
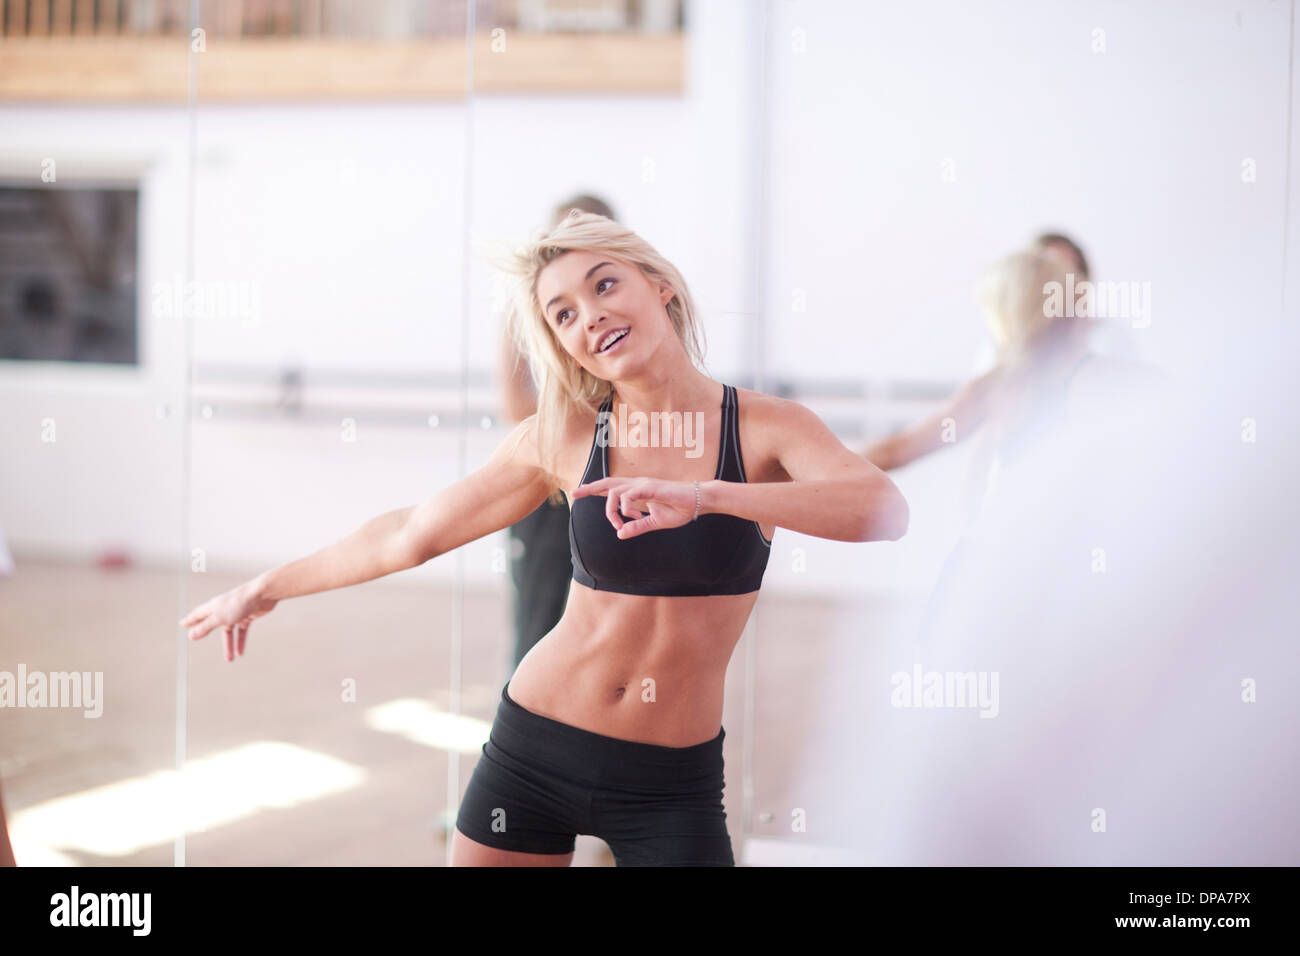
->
xmin=178 ymin=579 xmax=279 ymax=663
xmin=571 ymin=477 xmax=699 ymax=539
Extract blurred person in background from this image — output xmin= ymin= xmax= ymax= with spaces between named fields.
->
xmin=497 ymin=194 xmax=618 ymax=675
xmin=1032 ymin=232 xmax=1141 ymax=363
xmin=860 ymin=246 xmax=1161 ymax=641
xmin=860 ymin=243 xmax=1156 ymax=523
xmin=960 ymin=231 xmax=1138 ymax=379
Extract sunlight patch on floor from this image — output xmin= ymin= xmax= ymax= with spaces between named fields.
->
xmin=8 ymin=741 xmax=366 ymax=860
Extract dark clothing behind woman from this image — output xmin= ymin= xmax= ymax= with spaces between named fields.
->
xmin=507 ymin=498 xmax=572 ymax=668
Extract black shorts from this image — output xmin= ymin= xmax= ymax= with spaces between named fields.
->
xmin=455 ymin=682 xmax=735 ymax=866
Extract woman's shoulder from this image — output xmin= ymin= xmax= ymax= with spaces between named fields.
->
xmin=731 ymin=385 xmax=835 ymax=450
xmin=730 ymin=387 xmax=810 ymax=480
xmin=498 ymin=398 xmax=602 ymax=503
xmin=561 ymin=392 xmax=604 ymax=435
xmin=732 ymin=385 xmax=800 ymax=426
xmin=550 ymin=394 xmax=608 ymax=467
xmin=504 ymin=396 xmax=595 ymax=456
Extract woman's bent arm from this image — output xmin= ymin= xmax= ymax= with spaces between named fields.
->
xmin=754 ymin=395 xmax=910 ymax=542
xmin=701 ymin=476 xmax=906 ymax=543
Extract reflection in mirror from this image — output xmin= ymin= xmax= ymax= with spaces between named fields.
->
xmin=180 ymin=2 xmax=478 ymax=866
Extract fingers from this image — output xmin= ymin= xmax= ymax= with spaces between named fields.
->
xmin=618 ymin=492 xmax=647 ymax=520
xmin=179 ymin=604 xmax=206 ymax=627
xmin=616 ymin=516 xmax=653 ymax=539
xmin=571 ymin=478 xmax=610 ymax=499
xmin=615 ymin=497 xmax=668 ymax=538
xmin=604 ymin=488 xmax=624 ymax=531
xmin=579 ymin=479 xmax=663 ymax=533
xmin=184 ymin=616 xmax=245 ymax=660
xmin=186 ymin=615 xmax=212 ymax=641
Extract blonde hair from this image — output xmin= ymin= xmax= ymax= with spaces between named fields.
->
xmin=977 ymin=249 xmax=1075 ymax=367
xmin=496 ymin=210 xmax=709 ymax=505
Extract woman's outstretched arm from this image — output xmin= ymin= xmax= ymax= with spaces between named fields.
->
xmin=860 ymin=367 xmax=1000 ymax=470
xmin=180 ymin=418 xmax=554 ymax=658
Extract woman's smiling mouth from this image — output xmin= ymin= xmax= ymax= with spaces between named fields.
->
xmin=595 ymin=327 xmax=630 ymax=354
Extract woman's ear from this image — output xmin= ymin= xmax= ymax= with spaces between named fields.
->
xmin=658 ymin=283 xmax=675 ymax=306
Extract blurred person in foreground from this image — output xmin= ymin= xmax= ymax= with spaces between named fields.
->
xmin=800 ymin=306 xmax=1298 ymax=864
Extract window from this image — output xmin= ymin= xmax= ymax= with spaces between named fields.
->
xmin=0 ymin=186 xmax=138 ymax=364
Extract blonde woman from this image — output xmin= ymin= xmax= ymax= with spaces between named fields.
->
xmin=863 ymin=248 xmax=1159 ymax=646
xmin=861 ymin=245 xmax=1152 ymax=490
xmin=498 ymin=194 xmax=618 ymax=674
xmin=180 ymin=211 xmax=909 ymax=867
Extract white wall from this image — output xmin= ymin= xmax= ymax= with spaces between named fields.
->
xmin=756 ymin=0 xmax=1298 ymax=598
xmin=1 ymin=0 xmax=1295 ymax=602
xmin=766 ymin=0 xmax=1293 ymax=378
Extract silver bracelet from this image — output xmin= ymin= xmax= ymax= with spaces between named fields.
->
xmin=692 ymin=480 xmax=701 ymax=522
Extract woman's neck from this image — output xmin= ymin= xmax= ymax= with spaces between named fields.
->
xmin=610 ymin=370 xmax=718 ymax=418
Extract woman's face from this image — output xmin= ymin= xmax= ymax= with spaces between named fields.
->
xmin=1037 ymin=240 xmax=1085 ymax=281
xmin=535 ymin=250 xmax=675 ymax=378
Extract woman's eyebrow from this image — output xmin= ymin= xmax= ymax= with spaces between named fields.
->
xmin=545 ymin=261 xmax=615 ymax=314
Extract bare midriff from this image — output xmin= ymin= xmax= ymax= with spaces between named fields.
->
xmin=506 ymin=580 xmax=761 ymax=748
xmin=507 ymin=388 xmax=777 ymax=748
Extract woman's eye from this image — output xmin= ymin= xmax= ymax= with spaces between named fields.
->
xmin=556 ymin=278 xmax=615 ymax=325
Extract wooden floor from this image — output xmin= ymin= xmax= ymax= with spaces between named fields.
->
xmin=0 ymin=558 xmax=920 ymax=866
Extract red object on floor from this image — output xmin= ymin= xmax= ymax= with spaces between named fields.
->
xmin=96 ymin=548 xmax=133 ymax=570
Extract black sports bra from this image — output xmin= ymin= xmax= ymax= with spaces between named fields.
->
xmin=569 ymin=383 xmax=773 ymax=596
